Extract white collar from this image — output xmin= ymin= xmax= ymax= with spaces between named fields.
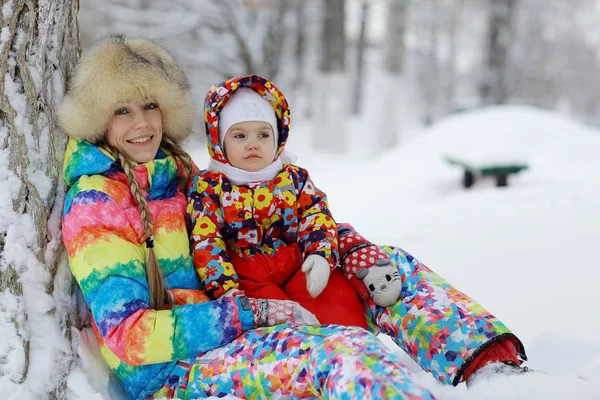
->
xmin=207 ymin=150 xmax=298 ymax=186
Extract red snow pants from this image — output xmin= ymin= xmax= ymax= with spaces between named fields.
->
xmin=232 ymin=243 xmax=368 ymax=329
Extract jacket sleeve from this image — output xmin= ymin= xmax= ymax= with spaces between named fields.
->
xmin=63 ymin=183 xmax=254 ymax=367
xmin=289 ymin=166 xmax=339 ymax=268
xmin=166 ymin=288 xmax=211 ymax=308
xmin=186 ymin=172 xmax=239 ymax=299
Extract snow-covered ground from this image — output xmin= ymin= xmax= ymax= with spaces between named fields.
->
xmin=189 ymin=105 xmax=600 ymax=399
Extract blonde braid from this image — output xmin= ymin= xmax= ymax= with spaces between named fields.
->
xmin=161 ymin=137 xmax=193 ymax=191
xmin=109 ymin=147 xmax=166 ymax=310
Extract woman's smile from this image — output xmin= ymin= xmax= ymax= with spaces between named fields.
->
xmin=127 ymin=135 xmax=154 ymax=144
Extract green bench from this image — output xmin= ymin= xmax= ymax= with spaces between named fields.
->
xmin=445 ymin=156 xmax=529 ymax=188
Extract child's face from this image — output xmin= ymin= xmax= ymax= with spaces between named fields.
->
xmin=223 ymin=121 xmax=276 ymax=172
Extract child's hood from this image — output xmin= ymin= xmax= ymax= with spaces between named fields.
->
xmin=203 ymin=75 xmax=291 ymax=164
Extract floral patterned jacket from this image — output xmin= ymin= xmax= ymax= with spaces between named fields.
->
xmin=186 ymin=75 xmax=338 ymax=298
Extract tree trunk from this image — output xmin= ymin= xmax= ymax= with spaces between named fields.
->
xmin=350 ymin=0 xmax=369 ymax=116
xmin=313 ymin=0 xmax=347 ymax=154
xmin=0 ymin=0 xmax=80 ymax=398
xmin=378 ymin=0 xmax=409 ymax=151
xmin=385 ymin=0 xmax=408 ymax=74
xmin=417 ymin=0 xmax=441 ymax=126
xmin=263 ymin=0 xmax=291 ymax=80
xmin=480 ymin=0 xmax=517 ymax=105
xmin=443 ymin=0 xmax=462 ymax=114
xmin=320 ymin=0 xmax=345 ymax=73
xmin=293 ymin=0 xmax=306 ymax=88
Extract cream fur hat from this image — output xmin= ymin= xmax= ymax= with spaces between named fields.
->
xmin=58 ymin=36 xmax=194 ymax=144
xmin=218 ymin=88 xmax=279 ymax=147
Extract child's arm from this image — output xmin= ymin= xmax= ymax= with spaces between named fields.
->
xmin=289 ymin=166 xmax=339 ymax=268
xmin=186 ymin=172 xmax=239 ymax=299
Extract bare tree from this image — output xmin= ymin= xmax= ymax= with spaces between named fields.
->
xmin=313 ymin=0 xmax=348 ymax=153
xmin=197 ymin=0 xmax=298 ymax=81
xmin=411 ymin=0 xmax=444 ymax=125
xmin=350 ymin=0 xmax=369 ymax=115
xmin=442 ymin=0 xmax=463 ymax=114
xmin=385 ymin=0 xmax=409 ymax=74
xmin=0 ymin=0 xmax=80 ymax=397
xmin=376 ymin=0 xmax=409 ymax=150
xmin=288 ymin=0 xmax=323 ymax=120
xmin=292 ymin=0 xmax=307 ymax=88
xmin=480 ymin=0 xmax=518 ymax=105
xmin=408 ymin=0 xmax=466 ymax=125
xmin=507 ymin=0 xmax=600 ymax=125
xmin=320 ymin=0 xmax=345 ymax=73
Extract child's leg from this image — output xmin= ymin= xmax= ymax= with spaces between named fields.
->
xmin=286 ymin=268 xmax=368 ymax=329
xmin=272 ymin=243 xmax=368 ymax=328
xmin=154 ymin=325 xmax=437 ymax=400
xmin=237 ymin=280 xmax=290 ymax=300
xmin=364 ymin=245 xmax=526 ymax=386
xmin=233 ymin=253 xmax=290 ymax=300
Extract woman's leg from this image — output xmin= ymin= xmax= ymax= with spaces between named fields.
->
xmin=154 ymin=324 xmax=436 ymax=399
xmin=364 ymin=245 xmax=526 ymax=386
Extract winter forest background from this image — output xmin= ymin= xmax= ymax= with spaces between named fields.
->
xmin=2 ymin=0 xmax=600 ymax=399
xmin=79 ymin=0 xmax=600 ymax=142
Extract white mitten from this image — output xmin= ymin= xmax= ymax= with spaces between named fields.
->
xmin=301 ymin=254 xmax=331 ymax=298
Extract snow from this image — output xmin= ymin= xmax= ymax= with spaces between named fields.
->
xmin=28 ymin=166 xmax=53 ymax=202
xmin=2 ymin=1 xmax=13 ymax=19
xmin=1 ymin=27 xmax=10 ymax=44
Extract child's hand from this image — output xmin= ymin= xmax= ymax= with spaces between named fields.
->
xmin=337 ymin=223 xmax=401 ymax=305
xmin=301 ymin=255 xmax=331 ymax=298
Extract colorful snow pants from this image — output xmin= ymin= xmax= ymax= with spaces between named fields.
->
xmin=364 ymin=245 xmax=526 ymax=386
xmin=153 ymin=324 xmax=436 ymax=399
xmin=151 ymin=245 xmax=525 ymax=399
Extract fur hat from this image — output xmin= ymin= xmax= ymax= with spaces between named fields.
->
xmin=58 ymin=36 xmax=194 ymax=144
xmin=218 ymin=87 xmax=279 ymax=148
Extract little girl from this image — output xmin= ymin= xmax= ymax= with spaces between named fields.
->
xmin=186 ymin=74 xmax=368 ymax=328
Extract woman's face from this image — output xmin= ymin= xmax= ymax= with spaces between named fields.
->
xmin=106 ymin=101 xmax=163 ymax=163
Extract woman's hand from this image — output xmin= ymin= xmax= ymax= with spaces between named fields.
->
xmin=247 ymin=298 xmax=320 ymax=327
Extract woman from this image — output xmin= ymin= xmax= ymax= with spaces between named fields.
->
xmin=59 ymin=36 xmax=436 ymax=400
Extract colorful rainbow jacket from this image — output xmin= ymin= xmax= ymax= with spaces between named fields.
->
xmin=62 ymin=138 xmax=254 ymax=399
